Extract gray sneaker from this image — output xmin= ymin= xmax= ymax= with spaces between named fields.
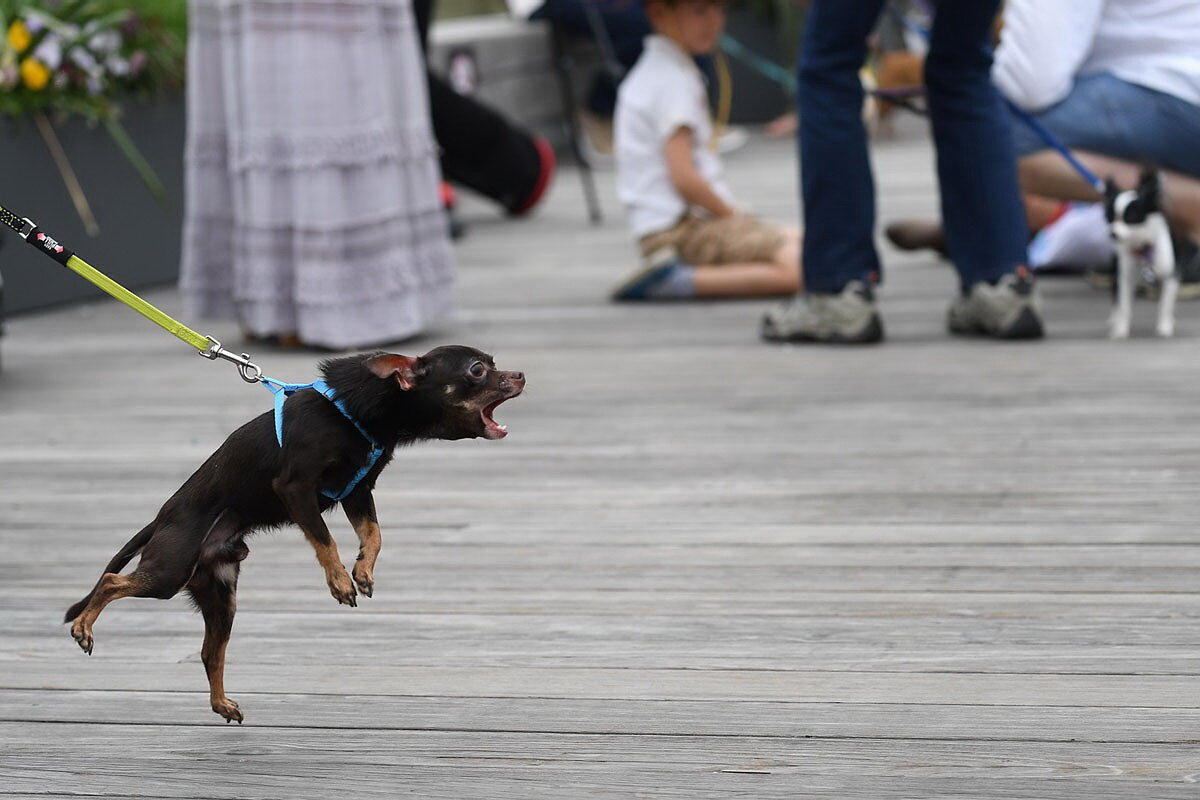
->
xmin=947 ymin=270 xmax=1044 ymax=339
xmin=760 ymin=280 xmax=884 ymax=344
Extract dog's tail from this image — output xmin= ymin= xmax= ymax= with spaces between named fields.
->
xmin=63 ymin=522 xmax=155 ymax=623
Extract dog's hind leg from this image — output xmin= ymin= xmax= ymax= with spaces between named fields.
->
xmin=1154 ymin=217 xmax=1178 ymax=338
xmin=68 ymin=571 xmax=152 ymax=655
xmin=342 ymin=488 xmax=381 ymax=598
xmin=1109 ymin=250 xmax=1134 ymax=339
xmin=68 ymin=513 xmax=222 ymax=655
xmin=188 ymin=559 xmax=243 ymax=723
xmin=64 ymin=521 xmax=157 ymax=625
xmin=1157 ymin=275 xmax=1179 ymax=337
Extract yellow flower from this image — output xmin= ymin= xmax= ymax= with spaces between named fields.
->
xmin=20 ymin=57 xmax=50 ymax=91
xmin=7 ymin=20 xmax=31 ymax=53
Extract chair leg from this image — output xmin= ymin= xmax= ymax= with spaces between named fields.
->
xmin=546 ymin=19 xmax=603 ymax=224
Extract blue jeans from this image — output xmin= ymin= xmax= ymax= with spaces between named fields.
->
xmin=798 ymin=0 xmax=1027 ymax=292
xmin=1009 ymin=73 xmax=1200 ymax=178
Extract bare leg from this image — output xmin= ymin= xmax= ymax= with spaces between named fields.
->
xmin=694 ymin=228 xmax=803 ymax=298
xmin=1019 ymin=150 xmax=1200 ymax=239
xmin=1023 ymin=194 xmax=1065 ymax=232
xmin=188 ymin=563 xmax=242 ymax=723
xmin=342 ymin=488 xmax=381 ymax=598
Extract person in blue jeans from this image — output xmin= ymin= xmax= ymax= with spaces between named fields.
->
xmin=761 ymin=0 xmax=1044 ymax=344
xmin=887 ymin=0 xmax=1200 ymax=289
xmin=998 ymin=0 xmax=1200 ymax=288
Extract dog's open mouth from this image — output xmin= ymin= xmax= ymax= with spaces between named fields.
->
xmin=481 ymin=396 xmax=515 ymax=439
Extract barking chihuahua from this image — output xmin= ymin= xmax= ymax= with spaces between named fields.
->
xmin=1105 ymin=170 xmax=1178 ymax=338
xmin=64 ymin=345 xmax=524 ymax=723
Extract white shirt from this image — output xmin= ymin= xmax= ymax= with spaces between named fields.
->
xmin=614 ymin=35 xmax=735 ymax=238
xmin=994 ymin=0 xmax=1200 ymax=111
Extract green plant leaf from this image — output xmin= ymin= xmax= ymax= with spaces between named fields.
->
xmin=103 ymin=116 xmax=168 ymax=209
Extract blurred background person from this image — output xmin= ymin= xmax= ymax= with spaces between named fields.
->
xmin=762 ymin=0 xmax=1041 ymax=344
xmin=610 ymin=0 xmax=802 ymax=302
xmin=181 ymin=0 xmax=455 ymax=350
xmin=888 ymin=0 xmax=1200 ymax=286
xmin=415 ymin=0 xmax=556 ymax=221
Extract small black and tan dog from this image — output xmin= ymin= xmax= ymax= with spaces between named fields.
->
xmin=64 ymin=345 xmax=523 ymax=723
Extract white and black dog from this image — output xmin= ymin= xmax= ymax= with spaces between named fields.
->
xmin=1104 ymin=170 xmax=1178 ymax=338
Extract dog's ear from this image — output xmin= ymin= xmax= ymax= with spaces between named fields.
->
xmin=1137 ymin=167 xmax=1161 ymax=209
xmin=1103 ymin=177 xmax=1120 ymax=222
xmin=365 ymin=354 xmax=424 ymax=391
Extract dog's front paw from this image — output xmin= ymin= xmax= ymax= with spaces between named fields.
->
xmin=327 ymin=568 xmax=358 ymax=607
xmin=70 ymin=622 xmax=93 ymax=655
xmin=352 ymin=564 xmax=374 ymax=598
xmin=212 ymin=696 xmax=243 ymax=724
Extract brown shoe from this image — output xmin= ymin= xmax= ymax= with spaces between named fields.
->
xmin=885 ymin=219 xmax=948 ymax=258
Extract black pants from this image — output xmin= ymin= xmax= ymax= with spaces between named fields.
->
xmin=415 ymin=0 xmax=545 ymax=212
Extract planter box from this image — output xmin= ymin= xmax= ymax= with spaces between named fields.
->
xmin=0 ymin=95 xmax=185 ymax=314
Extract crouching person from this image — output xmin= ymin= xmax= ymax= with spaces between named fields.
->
xmin=611 ymin=0 xmax=801 ymax=301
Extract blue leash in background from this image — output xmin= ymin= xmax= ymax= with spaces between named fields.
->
xmin=719 ymin=7 xmax=1106 ymax=194
xmin=720 ymin=34 xmax=796 ymax=93
xmin=1000 ymin=101 xmax=1104 ymax=193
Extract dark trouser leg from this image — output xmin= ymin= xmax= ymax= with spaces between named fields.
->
xmin=797 ymin=0 xmax=886 ymax=293
xmin=925 ymin=0 xmax=1027 ymax=290
xmin=427 ymin=73 xmax=543 ymax=212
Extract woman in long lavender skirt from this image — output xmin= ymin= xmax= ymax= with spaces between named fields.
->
xmin=181 ymin=0 xmax=455 ymax=350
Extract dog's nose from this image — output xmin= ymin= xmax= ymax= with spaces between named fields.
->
xmin=511 ymin=372 xmax=525 ymax=382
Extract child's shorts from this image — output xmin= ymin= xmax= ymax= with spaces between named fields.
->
xmin=638 ymin=213 xmax=785 ymax=266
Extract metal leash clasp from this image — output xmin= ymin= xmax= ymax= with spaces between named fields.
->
xmin=201 ymin=336 xmax=264 ymax=383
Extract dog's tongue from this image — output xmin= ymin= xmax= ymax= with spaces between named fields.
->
xmin=482 ymin=400 xmax=508 ymax=439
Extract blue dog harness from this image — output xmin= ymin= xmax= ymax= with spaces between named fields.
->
xmin=262 ymin=378 xmax=385 ymax=501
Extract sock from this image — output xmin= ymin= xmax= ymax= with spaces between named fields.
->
xmin=644 ymin=265 xmax=696 ymax=299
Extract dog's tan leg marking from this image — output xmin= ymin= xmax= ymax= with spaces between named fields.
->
xmin=300 ymin=528 xmax=357 ymax=607
xmin=350 ymin=517 xmax=381 ymax=598
xmin=342 ymin=490 xmax=381 ymax=598
xmin=68 ymin=572 xmax=140 ymax=655
xmin=201 ymin=589 xmax=240 ymax=723
xmin=189 ymin=562 xmax=243 ymax=723
xmin=275 ymin=477 xmax=357 ymax=607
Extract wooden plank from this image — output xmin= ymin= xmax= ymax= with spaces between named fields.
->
xmin=5 ymin=690 xmax=1200 ymax=743
xmin=3 ymin=662 xmax=1199 ymax=707
xmin=1 ymin=127 xmax=1198 ymax=798
xmin=2 ymin=723 xmax=1200 ymax=800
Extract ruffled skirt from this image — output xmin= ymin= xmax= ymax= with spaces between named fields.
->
xmin=181 ymin=0 xmax=455 ymax=349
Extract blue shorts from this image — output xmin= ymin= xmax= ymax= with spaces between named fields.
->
xmin=1008 ymin=72 xmax=1200 ymax=177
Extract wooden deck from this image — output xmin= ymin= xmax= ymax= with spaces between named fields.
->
xmin=2 ymin=128 xmax=1199 ymax=798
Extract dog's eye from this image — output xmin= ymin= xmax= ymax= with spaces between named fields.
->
xmin=467 ymin=362 xmax=487 ymax=380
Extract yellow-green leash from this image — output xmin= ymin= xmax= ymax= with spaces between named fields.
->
xmin=0 ymin=202 xmax=266 ymax=383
